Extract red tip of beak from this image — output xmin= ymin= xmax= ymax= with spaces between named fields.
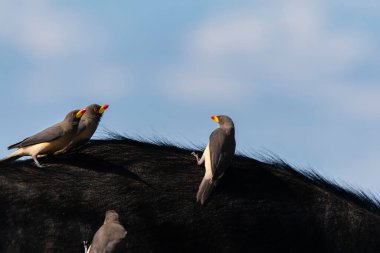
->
xmin=211 ymin=115 xmax=216 ymax=120
xmin=102 ymin=104 xmax=109 ymax=109
xmin=81 ymin=108 xmax=87 ymax=113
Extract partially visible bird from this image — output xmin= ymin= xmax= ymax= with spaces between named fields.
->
xmin=191 ymin=115 xmax=236 ymax=205
xmin=57 ymin=104 xmax=109 ymax=154
xmin=1 ymin=109 xmax=87 ymax=167
xmin=87 ymin=210 xmax=127 ymax=253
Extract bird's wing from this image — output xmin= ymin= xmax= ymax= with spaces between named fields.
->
xmin=88 ymin=227 xmax=107 ymax=253
xmin=105 ymin=224 xmax=127 ymax=252
xmin=209 ymin=129 xmax=230 ymax=180
xmin=8 ymin=123 xmax=64 ymax=149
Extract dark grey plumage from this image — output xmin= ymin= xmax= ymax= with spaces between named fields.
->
xmin=192 ymin=115 xmax=236 ymax=204
xmin=57 ymin=104 xmax=109 ymax=154
xmin=1 ymin=109 xmax=86 ymax=167
xmin=87 ymin=210 xmax=127 ymax=253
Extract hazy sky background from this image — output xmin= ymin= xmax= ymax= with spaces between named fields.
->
xmin=1 ymin=0 xmax=380 ymax=192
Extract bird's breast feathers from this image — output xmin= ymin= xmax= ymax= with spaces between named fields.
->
xmin=18 ymin=137 xmax=71 ymax=156
xmin=204 ymin=144 xmax=213 ymax=179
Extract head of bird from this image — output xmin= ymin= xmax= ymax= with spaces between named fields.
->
xmin=104 ymin=210 xmax=120 ymax=224
xmin=65 ymin=108 xmax=87 ymax=125
xmin=211 ymin=115 xmax=234 ymax=129
xmin=84 ymin=104 xmax=109 ymax=119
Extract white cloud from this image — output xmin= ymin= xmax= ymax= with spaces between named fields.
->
xmin=0 ymin=0 xmax=133 ymax=103
xmin=19 ymin=64 xmax=133 ymax=104
xmin=189 ymin=11 xmax=269 ymax=58
xmin=20 ymin=16 xmax=82 ymax=59
xmin=0 ymin=0 xmax=102 ymax=60
xmin=163 ymin=68 xmax=251 ymax=103
xmin=161 ymin=0 xmax=377 ymax=118
xmin=84 ymin=66 xmax=134 ymax=99
xmin=323 ymin=84 xmax=380 ymax=120
xmin=336 ymin=0 xmax=380 ymax=9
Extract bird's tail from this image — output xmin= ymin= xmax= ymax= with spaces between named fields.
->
xmin=196 ymin=177 xmax=214 ymax=205
xmin=7 ymin=140 xmax=24 ymax=150
xmin=0 ymin=150 xmax=22 ymax=163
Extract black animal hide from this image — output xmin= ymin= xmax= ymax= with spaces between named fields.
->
xmin=0 ymin=136 xmax=379 ymax=253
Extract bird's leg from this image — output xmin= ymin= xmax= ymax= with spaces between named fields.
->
xmin=54 ymin=148 xmax=68 ymax=156
xmin=32 ymin=156 xmax=44 ymax=168
xmin=191 ymin=152 xmax=199 ymax=161
xmin=191 ymin=151 xmax=205 ymax=166
xmin=83 ymin=241 xmax=88 ymax=253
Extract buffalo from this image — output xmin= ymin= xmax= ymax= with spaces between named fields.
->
xmin=0 ymin=135 xmax=379 ymax=253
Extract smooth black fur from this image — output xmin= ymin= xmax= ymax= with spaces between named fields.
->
xmin=0 ymin=135 xmax=380 ymax=253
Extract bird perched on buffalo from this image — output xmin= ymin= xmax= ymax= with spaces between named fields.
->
xmin=1 ymin=109 xmax=87 ymax=168
xmin=192 ymin=115 xmax=236 ymax=205
xmin=86 ymin=210 xmax=127 ymax=253
xmin=56 ymin=104 xmax=109 ymax=154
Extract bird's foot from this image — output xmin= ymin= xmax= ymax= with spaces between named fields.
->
xmin=191 ymin=151 xmax=199 ymax=161
xmin=83 ymin=241 xmax=89 ymax=253
xmin=54 ymin=148 xmax=69 ymax=156
xmin=191 ymin=151 xmax=204 ymax=165
xmin=32 ymin=157 xmax=45 ymax=168
xmin=35 ymin=163 xmax=47 ymax=168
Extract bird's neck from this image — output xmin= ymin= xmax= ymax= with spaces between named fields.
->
xmin=62 ymin=121 xmax=78 ymax=131
xmin=84 ymin=114 xmax=101 ymax=121
xmin=222 ymin=127 xmax=235 ymax=136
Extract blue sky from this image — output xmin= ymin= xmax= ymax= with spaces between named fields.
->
xmin=1 ymin=0 xmax=380 ymax=192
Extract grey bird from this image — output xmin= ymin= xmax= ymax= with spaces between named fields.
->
xmin=57 ymin=104 xmax=109 ymax=154
xmin=1 ymin=108 xmax=87 ymax=167
xmin=86 ymin=210 xmax=127 ymax=253
xmin=191 ymin=115 xmax=236 ymax=205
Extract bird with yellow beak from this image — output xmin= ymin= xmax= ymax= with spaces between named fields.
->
xmin=192 ymin=115 xmax=236 ymax=204
xmin=56 ymin=104 xmax=109 ymax=154
xmin=1 ymin=109 xmax=87 ymax=167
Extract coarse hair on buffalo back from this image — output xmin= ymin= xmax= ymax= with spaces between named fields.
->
xmin=0 ymin=133 xmax=379 ymax=253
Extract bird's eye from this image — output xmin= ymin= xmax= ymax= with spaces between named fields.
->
xmin=93 ymin=108 xmax=98 ymax=112
xmin=219 ymin=116 xmax=223 ymax=120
